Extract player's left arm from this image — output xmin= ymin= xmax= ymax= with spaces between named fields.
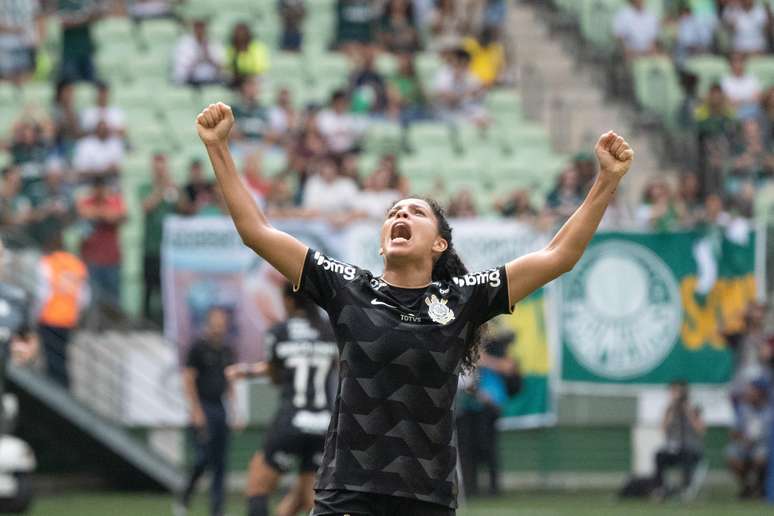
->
xmin=504 ymin=132 xmax=634 ymax=306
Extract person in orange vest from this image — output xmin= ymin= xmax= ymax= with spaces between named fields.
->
xmin=35 ymin=232 xmax=90 ymax=388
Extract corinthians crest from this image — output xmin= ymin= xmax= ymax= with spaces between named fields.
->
xmin=425 ymin=295 xmax=455 ymax=325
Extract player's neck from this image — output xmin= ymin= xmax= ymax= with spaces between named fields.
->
xmin=381 ymin=261 xmax=432 ymax=289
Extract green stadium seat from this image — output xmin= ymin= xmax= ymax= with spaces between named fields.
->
xmin=632 ymin=56 xmax=683 ymax=124
xmin=747 ymin=56 xmax=774 ymax=88
xmin=684 ymin=55 xmax=729 ymax=96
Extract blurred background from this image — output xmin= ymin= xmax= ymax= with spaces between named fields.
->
xmin=0 ymin=0 xmax=773 ymax=514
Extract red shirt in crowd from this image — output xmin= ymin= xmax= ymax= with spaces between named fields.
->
xmin=77 ymin=192 xmax=126 ymax=266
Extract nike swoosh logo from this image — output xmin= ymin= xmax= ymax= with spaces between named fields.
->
xmin=371 ymin=299 xmax=398 ymax=310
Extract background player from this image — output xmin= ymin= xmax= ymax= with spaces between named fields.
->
xmin=196 ymin=102 xmax=633 ymax=515
xmin=226 ymin=284 xmax=337 ymax=516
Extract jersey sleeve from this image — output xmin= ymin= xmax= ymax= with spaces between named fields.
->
xmin=452 ymin=265 xmax=513 ymax=326
xmin=294 ymin=248 xmax=361 ymax=310
xmin=265 ymin=325 xmax=283 ymax=371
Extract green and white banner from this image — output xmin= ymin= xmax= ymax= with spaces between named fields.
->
xmin=559 ymin=230 xmax=760 ymax=387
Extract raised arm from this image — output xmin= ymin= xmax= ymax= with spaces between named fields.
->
xmin=196 ymin=103 xmax=308 ymax=284
xmin=505 ymin=132 xmax=634 ymax=305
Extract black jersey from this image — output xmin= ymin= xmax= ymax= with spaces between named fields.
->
xmin=297 ymin=249 xmax=512 ymax=508
xmin=267 ymin=315 xmax=338 ymax=435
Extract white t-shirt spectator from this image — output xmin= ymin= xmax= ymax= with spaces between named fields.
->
xmin=316 ymin=109 xmax=365 ymax=154
xmin=72 ymin=136 xmax=125 ymax=174
xmin=723 ymin=4 xmax=768 ymax=54
xmin=268 ymin=106 xmax=292 ymax=135
xmin=721 ymin=73 xmax=762 ymax=105
xmin=302 ymin=174 xmax=359 ymax=214
xmin=172 ymin=34 xmax=224 ymax=85
xmin=612 ymin=4 xmax=660 ymax=53
xmin=81 ymin=106 xmax=126 ymax=134
xmin=677 ymin=12 xmax=717 ymax=52
xmin=0 ymin=0 xmax=40 ymax=47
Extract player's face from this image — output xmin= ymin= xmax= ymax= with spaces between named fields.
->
xmin=381 ymin=198 xmax=446 ymax=262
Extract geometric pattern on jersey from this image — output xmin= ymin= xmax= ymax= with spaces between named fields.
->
xmin=267 ymin=316 xmax=338 ymax=435
xmin=298 ymin=250 xmax=511 ymax=508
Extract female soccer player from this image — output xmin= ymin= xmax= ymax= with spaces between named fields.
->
xmin=196 ymin=102 xmax=633 ymax=516
xmin=226 ymin=284 xmax=337 ymax=516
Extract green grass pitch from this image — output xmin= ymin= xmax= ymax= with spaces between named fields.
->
xmin=26 ymin=489 xmax=771 ymax=515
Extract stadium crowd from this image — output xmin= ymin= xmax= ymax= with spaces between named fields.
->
xmin=609 ymin=0 xmax=774 ymax=222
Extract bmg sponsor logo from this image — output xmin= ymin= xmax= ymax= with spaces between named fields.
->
xmin=452 ymin=268 xmax=501 ymax=288
xmin=314 ymin=251 xmax=356 ymax=281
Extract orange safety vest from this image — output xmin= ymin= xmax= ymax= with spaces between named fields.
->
xmin=39 ymin=251 xmax=88 ymax=329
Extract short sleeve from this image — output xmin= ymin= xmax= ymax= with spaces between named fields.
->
xmin=295 ymin=248 xmax=361 ymax=310
xmin=452 ymin=266 xmax=512 ymax=326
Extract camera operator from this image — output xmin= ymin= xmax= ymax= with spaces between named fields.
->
xmin=653 ymin=380 xmax=705 ymax=498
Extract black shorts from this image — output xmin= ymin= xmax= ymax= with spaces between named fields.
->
xmin=311 ymin=489 xmax=455 ymax=516
xmin=263 ymin=423 xmax=325 ymax=474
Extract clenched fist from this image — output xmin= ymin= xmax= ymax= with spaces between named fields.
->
xmin=196 ymin=102 xmax=235 ymax=145
xmin=595 ymin=131 xmax=634 ymax=179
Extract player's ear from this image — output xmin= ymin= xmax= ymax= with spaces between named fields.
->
xmin=378 ymin=247 xmax=384 ymax=256
xmin=432 ymin=237 xmax=448 ymax=254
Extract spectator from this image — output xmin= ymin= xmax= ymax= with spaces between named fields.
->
xmin=722 ymin=0 xmax=769 ymax=55
xmin=612 ymin=0 xmax=661 ymax=59
xmin=0 ymin=166 xmax=31 ymax=234
xmin=72 ymin=120 xmax=125 ymax=184
xmin=447 ymin=187 xmax=478 ymax=218
xmin=729 ymin=117 xmax=765 ymax=186
xmin=316 ymin=90 xmax=366 ymax=155
xmin=378 ymin=0 xmax=420 ymax=53
xmin=27 ymin=161 xmax=75 ymax=248
xmin=352 ymin=164 xmax=401 ymax=219
xmin=9 ymin=117 xmax=52 ymax=192
xmin=430 ymin=0 xmax=465 ymax=43
xmin=301 ymin=158 xmax=359 ymax=215
xmin=139 ymin=153 xmax=178 ymax=323
xmin=675 ymin=172 xmax=703 ymax=228
xmin=349 ymin=45 xmax=388 ymax=115
xmin=58 ymin=0 xmax=104 ymax=82
xmin=278 ymin=0 xmax=305 ymax=52
xmin=172 ymin=18 xmax=224 ymax=86
xmin=546 ymin=168 xmax=583 ymax=221
xmin=51 ymin=79 xmax=81 ymax=158
xmin=432 ymin=48 xmax=489 ymax=128
xmin=35 ymin=232 xmax=89 ymax=388
xmin=463 ymin=26 xmax=505 ymax=88
xmin=178 ymin=306 xmax=237 ymax=516
xmin=482 ymin=0 xmax=506 ymax=31
xmin=388 ymin=51 xmax=429 ymax=125
xmin=225 ymin=22 xmax=270 ymax=89
xmin=726 ymin=379 xmax=772 ymax=498
xmin=242 ymin=151 xmax=271 ymax=204
xmin=80 ymin=81 xmax=126 ymax=138
xmin=695 ymin=83 xmax=737 ymax=193
xmin=721 ymin=52 xmax=762 ymax=119
xmin=635 ymin=179 xmax=682 ymax=231
xmin=76 ymin=176 xmax=126 ymax=310
xmin=673 ymin=2 xmax=718 ymax=68
xmin=652 ymin=381 xmax=705 ymax=498
xmin=0 ymin=0 xmax=43 ymax=85
xmin=334 ymin=0 xmax=380 ymax=49
xmin=496 ymin=189 xmax=537 ymax=220
xmin=268 ymin=87 xmax=300 ymax=143
xmin=231 ymin=76 xmax=273 ymax=155
xmin=178 ymin=158 xmax=215 ymax=215
xmin=695 ymin=83 xmax=736 ymax=134
xmin=729 ymin=301 xmax=771 ymax=390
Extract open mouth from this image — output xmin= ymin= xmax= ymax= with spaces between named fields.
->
xmin=390 ymin=221 xmax=412 ymax=243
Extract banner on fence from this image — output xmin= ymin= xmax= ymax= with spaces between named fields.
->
xmin=162 ymin=217 xmax=554 ymax=426
xmin=559 ymin=229 xmax=758 ymax=388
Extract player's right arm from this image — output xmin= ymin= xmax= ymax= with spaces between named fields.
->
xmin=196 ymin=102 xmax=308 ymax=285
